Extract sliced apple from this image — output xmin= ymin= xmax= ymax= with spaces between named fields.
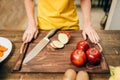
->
xmin=50 ymin=40 xmax=64 ymax=49
xmin=50 ymin=31 xmax=71 ymax=49
xmin=58 ymin=32 xmax=71 ymax=44
xmin=50 ymin=42 xmax=57 ymax=48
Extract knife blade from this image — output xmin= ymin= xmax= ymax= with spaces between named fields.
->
xmin=23 ymin=28 xmax=58 ymax=64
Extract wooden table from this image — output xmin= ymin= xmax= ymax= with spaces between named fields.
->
xmin=0 ymin=30 xmax=120 ymax=80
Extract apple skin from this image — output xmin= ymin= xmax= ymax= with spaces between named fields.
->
xmin=70 ymin=49 xmax=86 ymax=67
xmin=61 ymin=32 xmax=71 ymax=39
xmin=76 ymin=41 xmax=89 ymax=52
xmin=86 ymin=48 xmax=101 ymax=65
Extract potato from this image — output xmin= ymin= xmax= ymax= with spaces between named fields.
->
xmin=63 ymin=69 xmax=76 ymax=80
xmin=76 ymin=71 xmax=89 ymax=80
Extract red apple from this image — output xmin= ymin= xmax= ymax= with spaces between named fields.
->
xmin=86 ymin=48 xmax=101 ymax=65
xmin=76 ymin=41 xmax=89 ymax=52
xmin=71 ymin=49 xmax=86 ymax=67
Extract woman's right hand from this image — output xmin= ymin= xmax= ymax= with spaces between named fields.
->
xmin=22 ymin=20 xmax=39 ymax=43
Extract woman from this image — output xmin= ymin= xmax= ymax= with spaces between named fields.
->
xmin=23 ymin=0 xmax=100 ymax=43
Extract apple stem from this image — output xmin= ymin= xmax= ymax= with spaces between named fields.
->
xmin=96 ymin=43 xmax=103 ymax=53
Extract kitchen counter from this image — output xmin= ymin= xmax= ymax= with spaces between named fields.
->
xmin=0 ymin=30 xmax=120 ymax=80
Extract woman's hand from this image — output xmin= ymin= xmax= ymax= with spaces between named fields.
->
xmin=22 ymin=21 xmax=39 ymax=43
xmin=80 ymin=0 xmax=100 ymax=43
xmin=82 ymin=25 xmax=100 ymax=43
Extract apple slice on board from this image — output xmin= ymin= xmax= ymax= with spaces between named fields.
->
xmin=50 ymin=31 xmax=71 ymax=49
xmin=50 ymin=40 xmax=64 ymax=49
xmin=58 ymin=32 xmax=71 ymax=44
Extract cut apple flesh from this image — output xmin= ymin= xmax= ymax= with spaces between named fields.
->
xmin=58 ymin=33 xmax=70 ymax=44
xmin=50 ymin=40 xmax=64 ymax=49
xmin=50 ymin=42 xmax=57 ymax=48
xmin=50 ymin=32 xmax=71 ymax=49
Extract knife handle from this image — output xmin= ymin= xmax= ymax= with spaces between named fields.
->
xmin=13 ymin=43 xmax=28 ymax=71
xmin=45 ymin=28 xmax=58 ymax=38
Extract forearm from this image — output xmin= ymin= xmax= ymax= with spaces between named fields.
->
xmin=24 ymin=0 xmax=35 ymax=22
xmin=23 ymin=0 xmax=39 ymax=43
xmin=80 ymin=0 xmax=91 ymax=27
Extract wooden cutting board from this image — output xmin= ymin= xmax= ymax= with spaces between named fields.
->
xmin=13 ymin=31 xmax=109 ymax=73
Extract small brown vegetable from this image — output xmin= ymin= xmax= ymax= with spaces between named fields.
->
xmin=63 ymin=69 xmax=76 ymax=80
xmin=76 ymin=71 xmax=89 ymax=80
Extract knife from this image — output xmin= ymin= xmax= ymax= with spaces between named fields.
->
xmin=23 ymin=28 xmax=58 ymax=64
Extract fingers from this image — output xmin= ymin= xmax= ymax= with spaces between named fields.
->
xmin=27 ymin=33 xmax=34 ymax=42
xmin=82 ymin=29 xmax=100 ymax=43
xmin=88 ymin=32 xmax=100 ymax=43
xmin=88 ymin=32 xmax=94 ymax=43
xmin=82 ymin=31 xmax=87 ymax=40
xmin=34 ymin=30 xmax=39 ymax=39
xmin=22 ymin=20 xmax=38 ymax=43
xmin=94 ymin=32 xmax=100 ymax=43
xmin=22 ymin=30 xmax=39 ymax=43
xmin=22 ymin=32 xmax=28 ymax=43
xmin=22 ymin=32 xmax=33 ymax=43
xmin=91 ymin=32 xmax=97 ymax=43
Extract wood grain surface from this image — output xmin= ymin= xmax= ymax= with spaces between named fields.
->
xmin=0 ymin=30 xmax=120 ymax=80
xmin=13 ymin=31 xmax=109 ymax=73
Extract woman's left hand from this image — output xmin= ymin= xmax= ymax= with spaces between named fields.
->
xmin=82 ymin=25 xmax=100 ymax=43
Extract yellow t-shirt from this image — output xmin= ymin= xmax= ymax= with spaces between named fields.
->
xmin=37 ymin=0 xmax=79 ymax=30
